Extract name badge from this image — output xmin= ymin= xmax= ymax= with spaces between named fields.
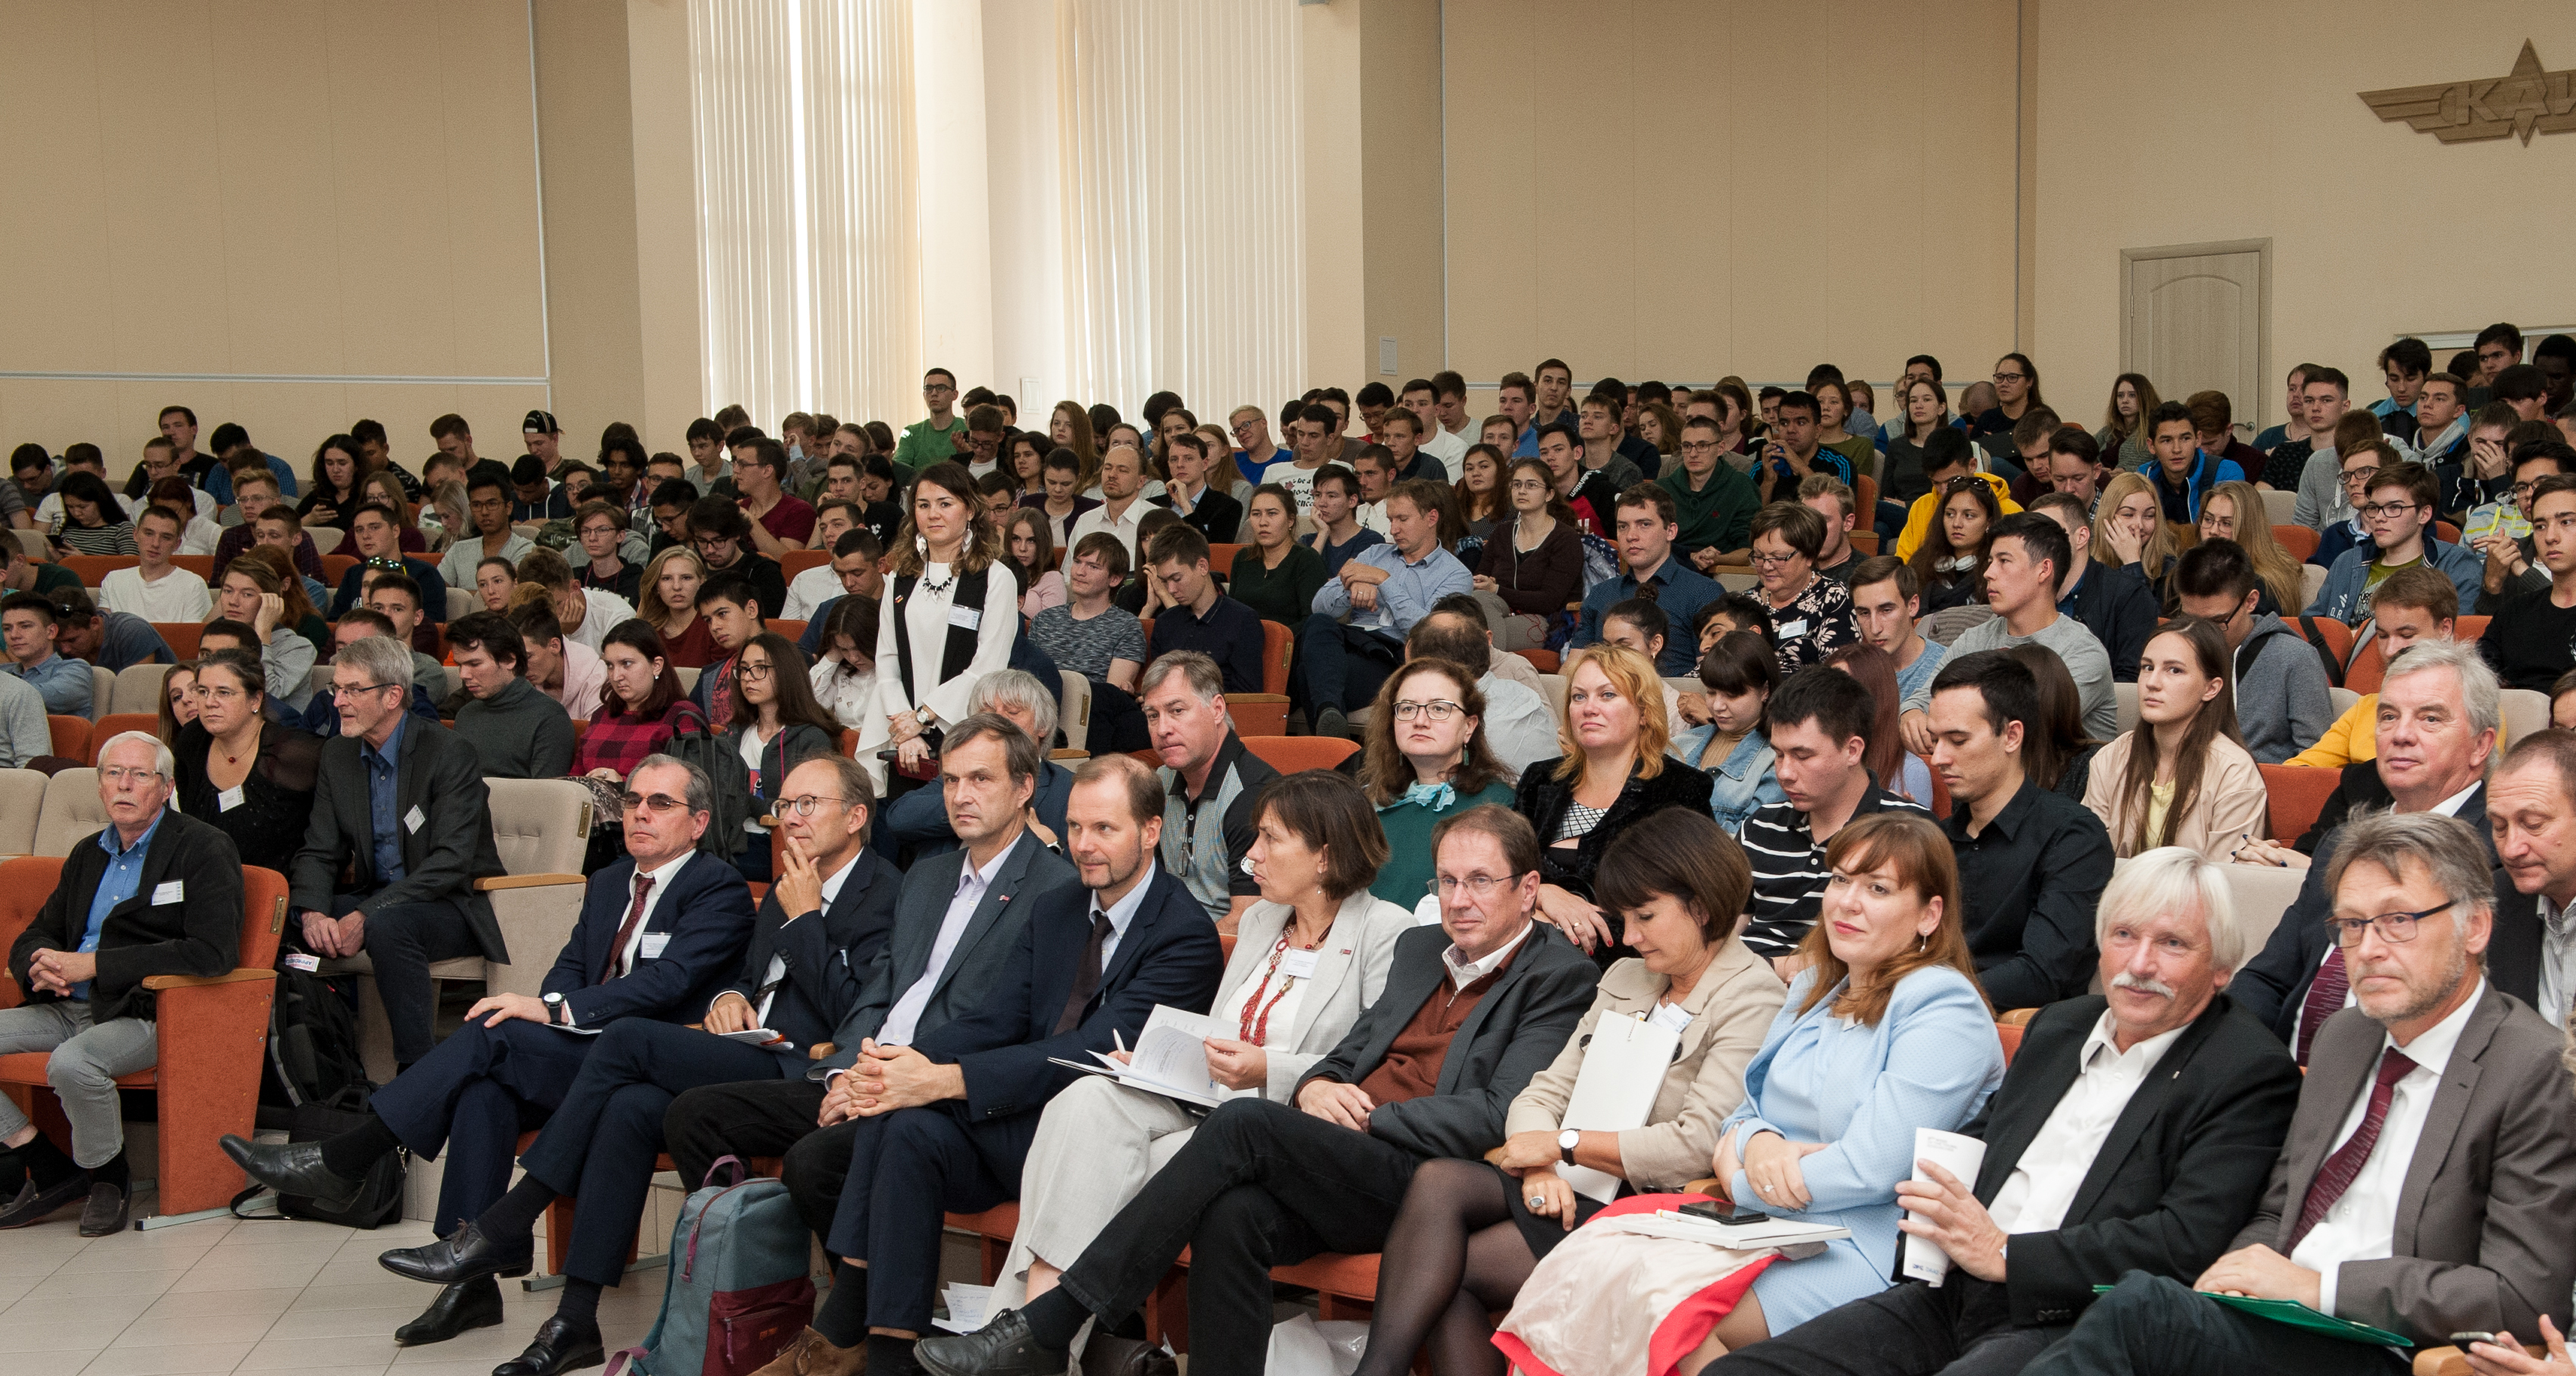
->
xmin=640 ymin=933 xmax=672 ymax=960
xmin=217 ymin=786 xmax=245 ymax=812
xmin=1279 ymin=947 xmax=1321 ymax=980
xmin=1647 ymin=1001 xmax=1693 ymax=1035
xmin=946 ymin=606 xmax=983 ymax=631
xmin=152 ymin=880 xmax=185 ymax=905
xmin=404 ymin=805 xmax=427 ymax=834
xmin=283 ymin=952 xmax=320 ymax=973
xmin=1777 ymin=618 xmax=1809 ymax=640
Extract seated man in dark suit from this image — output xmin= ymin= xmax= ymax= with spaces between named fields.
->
xmin=286 ymin=636 xmax=508 ymax=1070
xmin=227 ymin=754 xmax=755 ymax=1349
xmin=921 ymin=804 xmax=1602 ymax=1376
xmin=2023 ymin=809 xmax=2576 ymax=1374
xmin=2232 ymin=641 xmax=2505 ymax=1063
xmin=362 ymin=755 xmax=896 ymax=1371
xmin=0 ymin=732 xmax=242 ymax=1234
xmin=871 ymin=671 xmax=1074 ymax=865
xmin=2487 ymin=728 xmax=2576 ymax=1034
xmin=1715 ymin=847 xmax=2303 ymax=1374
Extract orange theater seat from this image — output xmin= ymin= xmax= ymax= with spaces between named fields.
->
xmin=93 ymin=715 xmax=159 ymax=758
xmin=1243 ymin=736 xmax=1357 ymax=774
xmin=168 ymin=555 xmax=215 ymax=580
xmin=2270 ymin=524 xmax=2318 ymax=560
xmin=45 ymin=716 xmax=90 ymax=764
xmin=771 ymin=619 xmax=808 ymax=646
xmin=2260 ymin=764 xmax=2341 ymax=846
xmin=1515 ymin=648 xmax=1560 ymax=674
xmin=154 ymin=622 xmax=203 ymax=658
xmin=63 ymin=555 xmax=137 ymax=586
xmin=320 ymin=553 xmax=358 ymax=587
xmin=2284 ymin=617 xmax=2353 ymax=680
xmin=779 ymin=550 xmax=830 ymax=581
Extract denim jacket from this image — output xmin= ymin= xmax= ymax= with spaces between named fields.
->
xmin=1679 ymin=724 xmax=1786 ymax=836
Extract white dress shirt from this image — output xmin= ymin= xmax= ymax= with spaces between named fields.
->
xmin=2290 ymin=978 xmax=2484 ymax=1315
xmin=746 ymin=851 xmax=858 ymax=1027
xmin=879 ymin=843 xmax=1017 ymax=1046
xmin=1069 ymin=498 xmax=1148 ymax=565
xmin=1988 ymin=1012 xmax=2187 ymax=1235
xmin=1087 ymin=858 xmax=1159 ymax=977
xmin=783 ymin=563 xmax=845 ymax=620
xmin=1355 ymin=499 xmax=1391 ymax=537
xmin=565 ymin=849 xmax=697 ymax=1025
xmin=1442 ymin=920 xmax=1533 ymax=990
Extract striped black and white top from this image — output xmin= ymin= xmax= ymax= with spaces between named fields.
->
xmin=1738 ymin=783 xmax=1928 ymax=959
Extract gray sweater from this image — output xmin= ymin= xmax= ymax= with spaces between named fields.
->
xmin=2231 ymin=614 xmax=2335 ymax=765
xmin=1903 ymin=609 xmax=2119 ymax=742
xmin=453 ymin=675 xmax=576 ymax=779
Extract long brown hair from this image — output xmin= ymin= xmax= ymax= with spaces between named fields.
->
xmin=2113 ymin=618 xmax=2244 ymax=854
xmin=2102 ymin=372 xmax=2162 ymax=442
xmin=2201 ymin=480 xmax=2302 ymax=612
xmin=1909 ymin=476 xmax=1999 ymax=596
xmin=2002 ymin=642 xmax=2098 ymax=790
xmin=1824 ymin=643 xmax=1907 ymax=793
xmin=1052 ymin=400 xmax=1099 ymax=481
xmin=638 ymin=546 xmax=703 ymax=632
xmin=730 ymin=632 xmax=840 ymax=736
xmin=598 ymin=620 xmax=685 ymax=720
xmin=889 ymin=461 xmax=998 ymax=577
xmin=225 ymin=545 xmax=320 ymax=626
xmin=1793 ymin=812 xmax=1986 ymax=1025
xmin=1505 ymin=457 xmax=1577 ymax=527
xmin=1454 ymin=443 xmax=1505 ymax=524
xmin=1358 ymin=658 xmax=1509 ymax=805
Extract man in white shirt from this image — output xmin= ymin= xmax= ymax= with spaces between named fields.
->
xmin=2034 ymin=809 xmax=2576 ymax=1373
xmin=1730 ymin=848 xmax=2302 ymax=1375
xmin=781 ymin=502 xmax=862 ymax=620
xmin=1402 ymin=378 xmax=1468 ymax=478
xmin=439 ymin=471 xmax=534 ymax=596
xmin=98 ymin=505 xmax=209 ymax=622
xmin=1067 ymin=444 xmax=1148 ymax=566
xmin=1351 ymin=446 xmax=1396 ymax=537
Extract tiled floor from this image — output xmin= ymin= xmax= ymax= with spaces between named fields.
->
xmin=0 ymin=1212 xmax=671 ymax=1376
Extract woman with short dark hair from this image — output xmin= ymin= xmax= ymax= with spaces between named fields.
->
xmin=172 ymin=648 xmax=322 ymax=874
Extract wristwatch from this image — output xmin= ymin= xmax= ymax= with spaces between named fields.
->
xmin=542 ymin=992 xmax=567 ymax=1025
xmin=1558 ymin=1129 xmax=1581 ymax=1165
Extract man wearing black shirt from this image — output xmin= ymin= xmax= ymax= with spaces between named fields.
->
xmin=1146 ymin=430 xmax=1241 ymax=543
xmin=1140 ymin=526 xmax=1265 ymax=694
xmin=2478 ymin=473 xmax=2576 ymax=691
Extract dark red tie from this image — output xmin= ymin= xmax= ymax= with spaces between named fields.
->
xmin=1052 ymin=912 xmax=1114 ymax=1035
xmin=2294 ymin=947 xmax=2349 ymax=1068
xmin=2286 ymin=1046 xmax=2418 ymax=1252
xmin=601 ymin=874 xmax=655 ymax=984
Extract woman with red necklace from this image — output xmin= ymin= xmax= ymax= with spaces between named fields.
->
xmin=170 ymin=644 xmax=323 ymax=874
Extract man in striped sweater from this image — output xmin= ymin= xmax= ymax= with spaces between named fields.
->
xmin=1736 ymin=666 xmax=1925 ymax=974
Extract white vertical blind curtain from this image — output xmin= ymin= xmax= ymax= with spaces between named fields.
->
xmin=1053 ymin=0 xmax=1305 ymax=421
xmin=689 ymin=0 xmax=920 ymax=429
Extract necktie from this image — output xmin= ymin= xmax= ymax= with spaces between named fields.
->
xmin=2286 ymin=1046 xmax=2418 ymax=1252
xmin=2295 ymin=948 xmax=2350 ymax=1067
xmin=1052 ymin=912 xmax=1115 ymax=1035
xmin=601 ymin=874 xmax=655 ymax=984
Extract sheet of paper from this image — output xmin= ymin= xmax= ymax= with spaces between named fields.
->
xmin=1602 ymin=1210 xmax=1852 ymax=1249
xmin=933 ymin=1284 xmax=992 ymax=1335
xmin=1555 ymin=1012 xmax=1682 ymax=1202
xmin=718 ymin=1028 xmax=789 ymax=1047
xmin=1900 ymin=1127 xmax=1990 ymax=1286
xmin=1121 ymin=1005 xmax=1230 ymax=1100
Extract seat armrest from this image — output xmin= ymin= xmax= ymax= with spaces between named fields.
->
xmin=475 ymin=874 xmax=586 ymax=891
xmin=142 ymin=968 xmax=277 ymax=990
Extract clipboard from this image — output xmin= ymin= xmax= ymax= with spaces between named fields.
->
xmin=2089 ymin=1286 xmax=2412 ymax=1347
xmin=1555 ymin=1012 xmax=1682 ymax=1202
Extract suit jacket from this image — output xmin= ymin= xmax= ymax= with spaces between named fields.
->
xmin=914 ymin=862 xmax=1226 ymax=1122
xmin=544 ymin=849 xmax=755 ymax=1028
xmin=1220 ymin=890 xmax=1414 ymax=1101
xmin=1949 ymin=993 xmax=2302 ymax=1327
xmin=725 ymin=849 xmax=903 ymax=1072
xmin=288 ymin=718 xmax=509 ymax=962
xmin=1295 ymin=921 xmax=1602 ymax=1162
xmin=8 ymin=809 xmax=242 ymax=1024
xmin=2230 ymin=984 xmax=2576 ymax=1344
xmin=814 ymin=827 xmax=1077 ymax=1072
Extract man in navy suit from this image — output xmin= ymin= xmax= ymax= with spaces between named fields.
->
xmin=365 ymin=755 xmax=905 ymax=1374
xmin=763 ymin=752 xmax=1224 ymax=1376
xmin=224 ymin=754 xmax=755 ymax=1348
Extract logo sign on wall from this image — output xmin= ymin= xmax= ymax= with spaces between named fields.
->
xmin=2360 ymin=40 xmax=2576 ymax=145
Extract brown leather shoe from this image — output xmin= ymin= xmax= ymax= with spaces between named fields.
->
xmin=749 ymin=1328 xmax=865 ymax=1376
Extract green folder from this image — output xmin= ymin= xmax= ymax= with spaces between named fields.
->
xmin=2088 ymin=1286 xmax=2412 ymax=1347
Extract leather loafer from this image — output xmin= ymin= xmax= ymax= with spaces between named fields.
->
xmin=380 ymin=1220 xmax=534 ymax=1285
xmin=0 ymin=1174 xmax=92 ymax=1230
xmin=915 ymin=1310 xmax=1068 ymax=1376
xmin=220 ymin=1134 xmax=363 ymax=1212
xmin=395 ymin=1277 xmax=505 ymax=1346
xmin=77 ymin=1182 xmax=128 ymax=1237
xmin=492 ymin=1315 xmax=605 ymax=1376
xmin=746 ymin=1328 xmax=864 ymax=1376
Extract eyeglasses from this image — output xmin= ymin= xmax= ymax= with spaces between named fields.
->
xmin=329 ymin=682 xmax=399 ymax=699
xmin=1391 ymin=699 xmax=1465 ymax=722
xmin=1993 ymin=371 xmax=2028 ymax=383
xmin=1427 ymin=873 xmax=1518 ymax=898
xmin=736 ymin=661 xmax=774 ymax=680
xmin=2327 ymin=900 xmax=2453 ymax=948
xmin=620 ymin=790 xmax=692 ymax=815
xmin=775 ymin=793 xmax=849 ymax=818
xmin=99 ymin=766 xmax=161 ymax=786
xmin=1749 ymin=550 xmax=1802 ymax=568
xmin=2358 ymin=502 xmax=2424 ymax=520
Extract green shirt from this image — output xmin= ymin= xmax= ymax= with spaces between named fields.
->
xmin=32 ymin=563 xmax=80 ymax=596
xmin=1371 ymin=778 xmax=1518 ymax=907
xmin=1660 ymin=463 xmax=1762 ymax=558
xmin=1227 ymin=542 xmax=1329 ymax=629
xmin=892 ymin=417 xmax=967 ymax=476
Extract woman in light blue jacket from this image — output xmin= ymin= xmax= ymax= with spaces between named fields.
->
xmin=1677 ymin=630 xmax=1787 ymax=834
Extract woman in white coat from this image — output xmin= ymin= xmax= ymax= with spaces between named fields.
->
xmin=994 ymin=770 xmax=1415 ymax=1321
xmin=853 ymin=461 xmax=1020 ymax=790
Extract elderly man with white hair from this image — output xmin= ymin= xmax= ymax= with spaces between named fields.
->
xmin=871 ymin=670 xmax=1076 ymax=865
xmin=0 ymin=730 xmax=245 ymax=1234
xmin=1713 ymin=847 xmax=2303 ymax=1376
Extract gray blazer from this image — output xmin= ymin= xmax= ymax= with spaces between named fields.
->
xmin=811 ymin=826 xmax=1076 ymax=1074
xmin=1220 ymin=891 xmax=1414 ymax=1101
xmin=2229 ymin=982 xmax=2576 ymax=1344
xmin=288 ymin=717 xmax=508 ymax=962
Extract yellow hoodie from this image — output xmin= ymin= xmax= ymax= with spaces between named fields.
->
xmin=1892 ymin=471 xmax=2020 ymax=561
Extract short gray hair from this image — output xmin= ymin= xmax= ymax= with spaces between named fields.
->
xmin=971 ymin=669 xmax=1058 ymax=746
xmin=1138 ymin=649 xmax=1224 ymax=702
xmin=96 ymin=730 xmax=175 ymax=782
xmin=2096 ymin=846 xmax=2244 ymax=972
xmin=630 ymin=753 xmax=713 ymax=815
xmin=2324 ymin=808 xmax=2494 ymax=939
xmin=2382 ymin=640 xmax=2502 ymax=749
xmin=335 ymin=634 xmax=416 ymax=692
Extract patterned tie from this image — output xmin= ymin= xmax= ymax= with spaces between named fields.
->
xmin=1052 ymin=912 xmax=1115 ymax=1035
xmin=2294 ymin=947 xmax=2349 ymax=1068
xmin=601 ymin=874 xmax=655 ymax=984
xmin=2286 ymin=1046 xmax=2418 ymax=1252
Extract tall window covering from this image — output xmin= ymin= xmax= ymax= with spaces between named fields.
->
xmin=689 ymin=0 xmax=921 ymax=428
xmin=1054 ymin=0 xmax=1305 ymax=421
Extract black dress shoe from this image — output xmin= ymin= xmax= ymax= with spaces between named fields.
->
xmin=395 ymin=1277 xmax=505 ymax=1346
xmin=492 ymin=1315 xmax=605 ymax=1376
xmin=219 ymin=1134 xmax=363 ymax=1211
xmin=77 ymin=1182 xmax=128 ymax=1237
xmin=380 ymin=1220 xmax=535 ymax=1285
xmin=0 ymin=1174 xmax=91 ymax=1230
xmin=914 ymin=1310 xmax=1068 ymax=1376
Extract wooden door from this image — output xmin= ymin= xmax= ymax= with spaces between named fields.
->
xmin=2121 ymin=239 xmax=2271 ymax=433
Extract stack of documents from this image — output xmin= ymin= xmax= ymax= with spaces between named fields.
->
xmin=1598 ymin=1209 xmax=1851 ymax=1249
xmin=1046 ymin=1005 xmax=1239 ymax=1109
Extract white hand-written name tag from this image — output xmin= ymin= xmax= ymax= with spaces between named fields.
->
xmin=152 ymin=880 xmax=185 ymax=905
xmin=405 ymin=805 xmax=426 ymax=834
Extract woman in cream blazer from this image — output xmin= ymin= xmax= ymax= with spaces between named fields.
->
xmin=993 ymin=772 xmax=1414 ymax=1314
xmin=2080 ymin=619 xmax=2268 ymax=861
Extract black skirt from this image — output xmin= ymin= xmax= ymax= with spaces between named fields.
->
xmin=1490 ymin=1161 xmax=1612 ymax=1261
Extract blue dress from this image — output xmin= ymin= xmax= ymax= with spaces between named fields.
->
xmin=1716 ymin=965 xmax=2005 ymax=1332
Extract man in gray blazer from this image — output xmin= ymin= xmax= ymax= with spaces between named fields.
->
xmin=288 ymin=636 xmax=507 ymax=1069
xmin=661 ymin=715 xmax=1079 ymax=1236
xmin=2024 ymin=810 xmax=2576 ymax=1374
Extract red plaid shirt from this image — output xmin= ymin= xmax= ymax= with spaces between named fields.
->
xmin=574 ymin=699 xmax=708 ymax=779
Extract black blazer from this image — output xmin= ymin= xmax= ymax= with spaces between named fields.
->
xmin=544 ymin=850 xmax=755 ymax=1028
xmin=1514 ymin=756 xmax=1715 ymax=965
xmin=9 ymin=808 xmax=243 ymax=1024
xmin=1941 ymin=993 xmax=2302 ymax=1327
xmin=914 ymin=862 xmax=1225 ymax=1125
xmin=1295 ymin=921 xmax=1602 ymax=1161
xmin=1152 ymin=486 xmax=1243 ymax=544
xmin=727 ymin=849 xmax=903 ymax=1071
xmin=288 ymin=718 xmax=510 ymax=962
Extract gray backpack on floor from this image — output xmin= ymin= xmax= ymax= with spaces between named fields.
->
xmin=606 ymin=1158 xmax=814 ymax=1376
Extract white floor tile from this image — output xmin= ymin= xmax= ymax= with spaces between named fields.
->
xmin=76 ymin=1346 xmax=260 ymax=1376
xmin=109 ymin=1312 xmax=285 ymax=1349
xmin=137 ymin=1290 xmax=302 ymax=1323
xmin=21 ymin=1267 xmax=191 ymax=1301
xmin=236 ymin=1335 xmax=402 ymax=1371
xmin=167 ymin=1260 xmax=326 ymax=1294
xmin=260 ymin=1306 xmax=430 ymax=1343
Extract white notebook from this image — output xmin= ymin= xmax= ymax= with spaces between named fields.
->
xmin=1555 ymin=1012 xmax=1683 ymax=1202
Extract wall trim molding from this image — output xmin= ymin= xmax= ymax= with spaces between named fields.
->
xmin=0 ymin=371 xmax=550 ymax=386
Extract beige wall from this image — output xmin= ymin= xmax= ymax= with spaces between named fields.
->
xmin=2032 ymin=2 xmax=2576 ymax=430
xmin=1360 ymin=0 xmax=1446 ymax=392
xmin=0 ymin=1 xmax=550 ymax=473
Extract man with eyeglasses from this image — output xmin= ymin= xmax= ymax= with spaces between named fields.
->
xmin=361 ymin=757 xmax=896 ymax=1367
xmin=2478 ymin=474 xmax=2576 ymax=693
xmin=2305 ymin=458 xmax=2481 ymax=625
xmin=2307 ymin=443 xmax=2397 ymax=571
xmin=233 ymin=755 xmax=757 ymax=1353
xmin=894 ymin=367 xmax=968 ymax=478
xmin=0 ymin=732 xmax=242 ymax=1234
xmin=2046 ymin=808 xmax=2576 ymax=1375
xmin=920 ymin=804 xmax=1597 ymax=1376
xmin=283 ymin=636 xmax=509 ymax=1071
xmin=688 ymin=496 xmax=789 ymax=618
xmin=1665 ymin=415 xmax=1762 ymax=571
xmin=2471 ymin=439 xmax=2571 ymax=615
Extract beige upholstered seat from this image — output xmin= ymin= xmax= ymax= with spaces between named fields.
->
xmin=32 ymin=768 xmax=111 ymax=857
xmin=677 ymin=666 xmax=701 ymax=696
xmin=110 ymin=663 xmax=173 ymax=715
xmin=86 ymin=666 xmax=114 ymax=723
xmin=1058 ymin=671 xmax=1091 ymax=753
xmin=446 ymin=586 xmax=476 ymax=619
xmin=2221 ymin=858 xmax=2305 ymax=957
xmin=308 ymin=526 xmax=344 ymax=555
xmin=2500 ymin=688 xmax=2549 ymax=752
xmin=2115 ymin=682 xmax=2139 ymax=735
xmin=0 ymin=769 xmax=51 ymax=855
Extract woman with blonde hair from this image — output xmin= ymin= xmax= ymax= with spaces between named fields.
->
xmin=2097 ymin=372 xmax=2162 ymax=471
xmin=636 ymin=546 xmax=717 ymax=667
xmin=2091 ymin=471 xmax=2183 ymax=597
xmin=857 ymin=461 xmax=1018 ymax=785
xmin=1511 ymin=643 xmax=1715 ymax=967
xmin=2196 ymin=479 xmax=2302 ymax=612
xmin=2082 ymin=618 xmax=2265 ymax=859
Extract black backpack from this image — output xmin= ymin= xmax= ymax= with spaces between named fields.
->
xmin=664 ymin=710 xmax=758 ymax=858
xmin=234 ymin=968 xmax=406 ymax=1227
